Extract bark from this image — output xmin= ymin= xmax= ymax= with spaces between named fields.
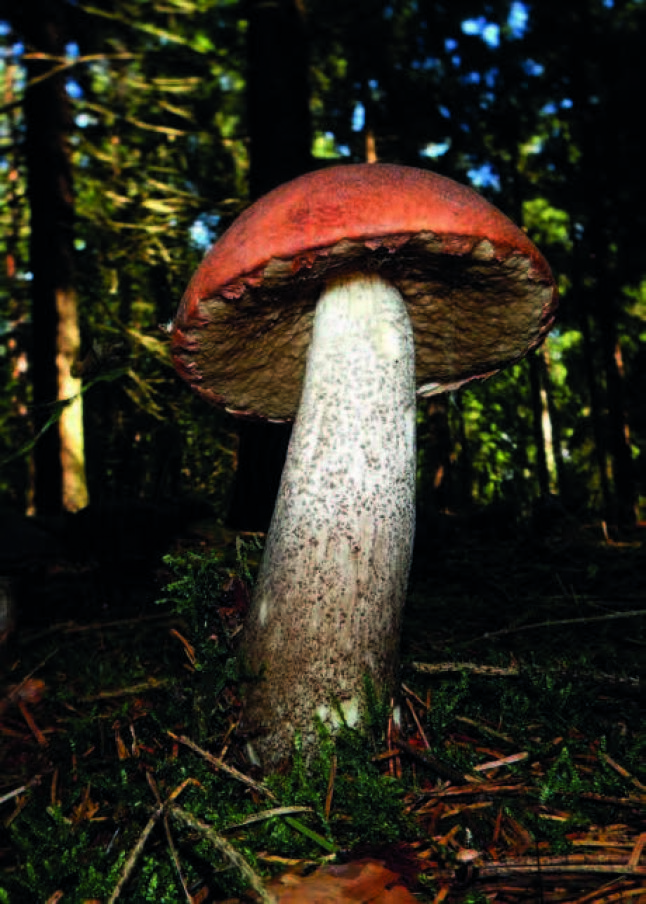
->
xmin=241 ymin=275 xmax=416 ymax=768
xmin=596 ymin=283 xmax=637 ymax=529
xmin=454 ymin=394 xmax=473 ymax=510
xmin=564 ymin=4 xmax=636 ymax=528
xmin=422 ymin=394 xmax=454 ymax=513
xmin=573 ymin=239 xmax=612 ymax=522
xmin=2 ymin=35 xmax=32 ymax=507
xmin=508 ymin=168 xmax=558 ymax=505
xmin=576 ymin=212 xmax=636 ymax=529
xmin=246 ymin=0 xmax=312 ymax=199
xmin=527 ymin=352 xmax=551 ymax=499
xmin=538 ymin=346 xmax=565 ymax=498
xmin=227 ymin=0 xmax=313 ymax=531
xmin=22 ymin=2 xmax=88 ymax=514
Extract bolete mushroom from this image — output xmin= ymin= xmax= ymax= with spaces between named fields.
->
xmin=171 ymin=163 xmax=557 ymax=768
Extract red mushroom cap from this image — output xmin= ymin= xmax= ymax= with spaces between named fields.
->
xmin=172 ymin=163 xmax=557 ymax=420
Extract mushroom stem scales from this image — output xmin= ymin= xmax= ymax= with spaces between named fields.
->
xmin=241 ymin=274 xmax=416 ymax=767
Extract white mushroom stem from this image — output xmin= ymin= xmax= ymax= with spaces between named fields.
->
xmin=241 ymin=273 xmax=417 ymax=767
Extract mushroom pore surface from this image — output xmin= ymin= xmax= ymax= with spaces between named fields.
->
xmin=171 ymin=163 xmax=557 ymax=421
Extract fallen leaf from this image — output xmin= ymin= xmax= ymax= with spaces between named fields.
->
xmin=265 ymin=858 xmax=418 ymax=903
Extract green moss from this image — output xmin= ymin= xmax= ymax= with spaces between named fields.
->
xmin=2 ymin=533 xmax=643 ymax=902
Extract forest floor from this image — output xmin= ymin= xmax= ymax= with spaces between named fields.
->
xmin=0 ymin=508 xmax=644 ymax=903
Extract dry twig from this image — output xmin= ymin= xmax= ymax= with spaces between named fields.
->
xmin=169 ymin=806 xmax=277 ymax=904
xmin=168 ymin=730 xmax=277 ymax=801
xmin=107 ymin=779 xmax=197 ymax=902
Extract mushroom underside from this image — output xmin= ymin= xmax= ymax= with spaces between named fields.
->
xmin=172 ymin=233 xmax=555 ymax=420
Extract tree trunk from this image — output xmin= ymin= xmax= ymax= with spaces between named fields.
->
xmin=453 ymin=394 xmax=473 ymax=510
xmin=538 ymin=346 xmax=565 ymax=499
xmin=22 ymin=2 xmax=88 ymax=515
xmin=573 ymin=238 xmax=612 ymax=523
xmin=596 ymin=278 xmax=637 ymax=529
xmin=422 ymin=394 xmax=454 ymax=513
xmin=227 ymin=0 xmax=312 ymax=531
xmin=527 ymin=352 xmax=551 ymax=499
xmin=246 ymin=0 xmax=312 ymax=199
xmin=2 ymin=34 xmax=32 ymax=508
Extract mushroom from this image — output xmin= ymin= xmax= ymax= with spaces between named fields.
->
xmin=171 ymin=163 xmax=557 ymax=768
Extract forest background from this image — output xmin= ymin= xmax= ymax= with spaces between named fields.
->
xmin=1 ymin=0 xmax=645 ymax=536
